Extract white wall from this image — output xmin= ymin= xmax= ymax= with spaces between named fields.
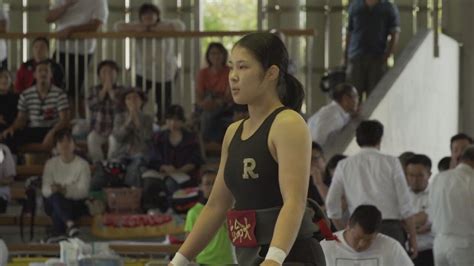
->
xmin=344 ymin=32 xmax=459 ymax=170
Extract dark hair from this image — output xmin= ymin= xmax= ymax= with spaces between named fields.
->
xmin=356 ymin=120 xmax=384 ymax=147
xmin=165 ymin=104 xmax=185 ymax=122
xmin=460 ymin=145 xmax=474 ymax=162
xmin=349 ymin=205 xmax=382 ymax=234
xmin=205 ymin=42 xmax=228 ymax=67
xmin=54 ymin=127 xmax=74 ymax=145
xmin=405 ymin=154 xmax=432 ymax=171
xmin=32 ymin=37 xmax=50 ymax=50
xmin=399 ymin=151 xmax=415 ymax=169
xmin=450 ymin=133 xmax=473 ymax=150
xmin=139 ymin=3 xmax=160 ymax=22
xmin=120 ymin=87 xmax=147 ymax=109
xmin=323 ymin=154 xmax=346 ymax=185
xmin=0 ymin=68 xmax=13 ymax=87
xmin=331 ymin=83 xmax=356 ymax=102
xmin=312 ymin=142 xmax=324 ymax=156
xmin=437 ymin=156 xmax=451 ymax=172
xmin=97 ymin=60 xmax=120 ymax=76
xmin=234 ymin=32 xmax=305 ymax=112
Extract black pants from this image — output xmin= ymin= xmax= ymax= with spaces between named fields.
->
xmin=379 ymin=220 xmax=407 ymax=248
xmin=0 ymin=197 xmax=7 ymax=213
xmin=3 ymin=127 xmax=51 ymax=153
xmin=56 ymin=52 xmax=93 ymax=98
xmin=44 ymin=193 xmax=88 ymax=235
xmin=413 ymin=249 xmax=434 ymax=266
xmin=347 ymin=54 xmax=387 ymax=100
xmin=0 ymin=58 xmax=7 ymax=70
xmin=136 ymin=75 xmax=172 ymax=122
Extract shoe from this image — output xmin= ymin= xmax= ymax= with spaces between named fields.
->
xmin=45 ymin=234 xmax=68 ymax=243
xmin=67 ymin=226 xmax=80 ymax=238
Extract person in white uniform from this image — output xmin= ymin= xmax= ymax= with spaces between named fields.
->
xmin=405 ymin=154 xmax=435 ymax=266
xmin=429 ymin=145 xmax=474 ymax=266
xmin=307 ymin=83 xmax=359 ymax=146
xmin=321 ymin=204 xmax=414 ymax=266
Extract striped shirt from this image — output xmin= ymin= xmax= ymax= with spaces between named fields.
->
xmin=18 ymin=85 xmax=69 ymax=128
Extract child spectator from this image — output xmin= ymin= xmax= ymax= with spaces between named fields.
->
xmin=42 ymin=128 xmax=90 ymax=242
xmin=184 ymin=170 xmax=235 ymax=264
xmin=0 ymin=144 xmax=15 ymax=213
xmin=87 ymin=60 xmax=124 ymax=162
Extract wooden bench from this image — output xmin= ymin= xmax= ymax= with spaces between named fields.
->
xmin=8 ymin=243 xmax=180 ymax=256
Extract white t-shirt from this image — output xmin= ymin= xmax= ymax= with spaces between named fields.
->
xmin=135 ymin=19 xmax=185 ymax=82
xmin=0 ymin=9 xmax=9 ymax=61
xmin=320 ymin=231 xmax=414 ymax=266
xmin=51 ymin=0 xmax=108 ymax=54
xmin=0 ymin=239 xmax=7 ymax=266
xmin=41 ymin=156 xmax=91 ymax=200
xmin=307 ymin=101 xmax=351 ymax=145
xmin=409 ymin=189 xmax=434 ymax=251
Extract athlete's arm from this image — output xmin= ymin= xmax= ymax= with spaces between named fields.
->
xmin=266 ymin=110 xmax=312 ymax=258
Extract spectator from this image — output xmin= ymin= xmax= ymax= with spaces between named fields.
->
xmin=323 ymin=154 xmax=347 ymax=187
xmin=0 ymin=69 xmax=18 ymax=141
xmin=325 ymin=120 xmax=418 ymax=257
xmin=345 ymin=0 xmax=400 ymax=99
xmin=110 ymin=88 xmax=153 ymax=187
xmin=196 ymin=42 xmax=233 ymax=143
xmin=405 ymin=154 xmax=435 ymax=266
xmin=429 ymin=145 xmax=474 ymax=265
xmin=399 ymin=151 xmax=415 ymax=173
xmin=184 ymin=170 xmax=235 ymax=265
xmin=148 ymin=104 xmax=203 ymax=187
xmin=320 ymin=205 xmax=414 ymax=266
xmin=308 ymin=142 xmax=328 ymax=206
xmin=0 ymin=8 xmax=8 ymax=69
xmin=449 ymin=133 xmax=472 ymax=169
xmin=46 ymin=0 xmax=108 ymax=99
xmin=42 ymin=128 xmax=90 ymax=242
xmin=307 ymin=83 xmax=359 ymax=145
xmin=0 ymin=60 xmax=70 ymax=151
xmin=115 ymin=3 xmax=184 ymax=121
xmin=0 ymin=239 xmax=7 ymax=266
xmin=87 ymin=60 xmax=124 ymax=162
xmin=15 ymin=37 xmax=64 ymax=93
xmin=437 ymin=156 xmax=451 ymax=172
xmin=0 ymin=144 xmax=15 ymax=214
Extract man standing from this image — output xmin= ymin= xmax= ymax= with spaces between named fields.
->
xmin=429 ymin=145 xmax=474 ymax=265
xmin=449 ymin=133 xmax=472 ymax=169
xmin=326 ymin=120 xmax=418 ymax=258
xmin=46 ymin=0 xmax=108 ymax=101
xmin=345 ymin=0 xmax=400 ymax=99
xmin=406 ymin=154 xmax=435 ymax=266
xmin=307 ymin=83 xmax=359 ymax=146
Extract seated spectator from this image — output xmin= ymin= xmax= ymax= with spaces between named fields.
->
xmin=449 ymin=133 xmax=472 ymax=169
xmin=87 ymin=60 xmax=124 ymax=162
xmin=308 ymin=83 xmax=359 ymax=145
xmin=308 ymin=142 xmax=328 ymax=206
xmin=437 ymin=156 xmax=451 ymax=172
xmin=184 ymin=169 xmax=235 ymax=264
xmin=148 ymin=105 xmax=203 ymax=186
xmin=109 ymin=88 xmax=153 ymax=187
xmin=0 ymin=144 xmax=15 ymax=213
xmin=323 ymin=154 xmax=347 ymax=187
xmin=42 ymin=128 xmax=90 ymax=242
xmin=115 ymin=3 xmax=184 ymax=121
xmin=0 ymin=69 xmax=18 ymax=149
xmin=0 ymin=60 xmax=70 ymax=151
xmin=429 ymin=145 xmax=474 ymax=265
xmin=405 ymin=154 xmax=435 ymax=266
xmin=15 ymin=37 xmax=64 ymax=93
xmin=196 ymin=42 xmax=233 ymax=142
xmin=320 ymin=205 xmax=413 ymax=266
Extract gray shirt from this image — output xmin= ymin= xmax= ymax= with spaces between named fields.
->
xmin=0 ymin=144 xmax=16 ymax=200
xmin=111 ymin=112 xmax=153 ymax=159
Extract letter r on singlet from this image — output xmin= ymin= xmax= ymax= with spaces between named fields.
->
xmin=242 ymin=158 xmax=259 ymax=179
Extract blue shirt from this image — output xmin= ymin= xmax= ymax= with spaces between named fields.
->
xmin=347 ymin=0 xmax=400 ymax=59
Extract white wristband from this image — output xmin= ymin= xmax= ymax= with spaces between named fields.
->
xmin=264 ymin=246 xmax=287 ymax=265
xmin=170 ymin=252 xmax=190 ymax=266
